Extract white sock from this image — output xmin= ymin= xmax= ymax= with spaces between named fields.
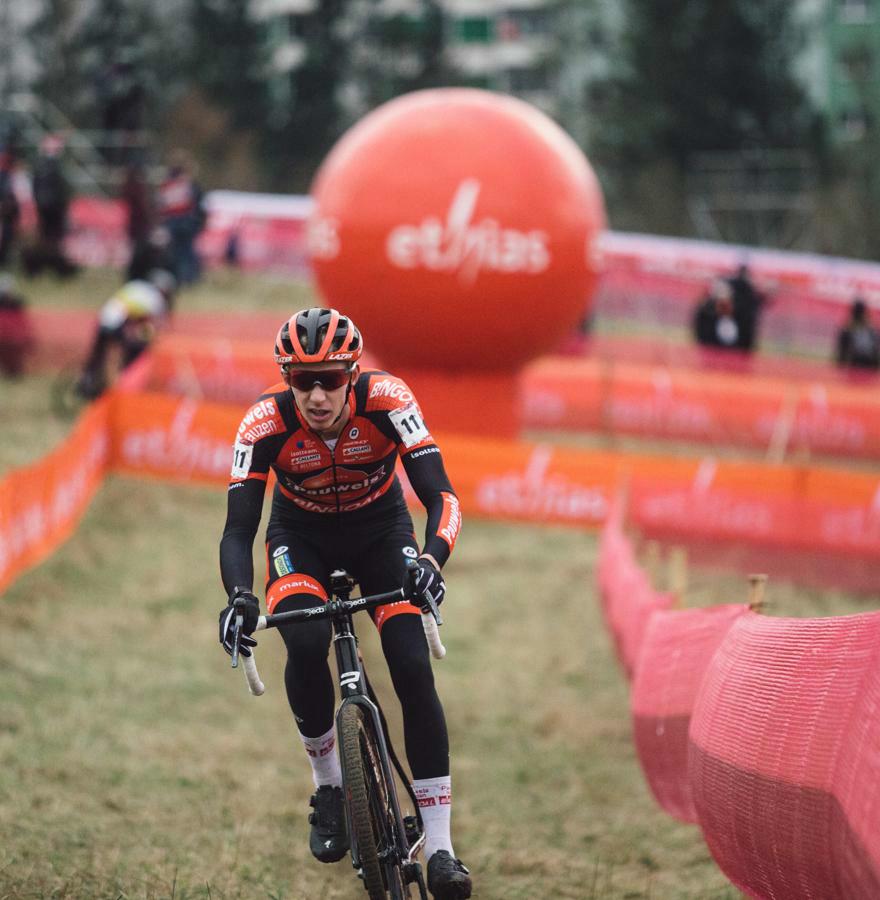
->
xmin=413 ymin=775 xmax=454 ymax=860
xmin=299 ymin=726 xmax=342 ymax=789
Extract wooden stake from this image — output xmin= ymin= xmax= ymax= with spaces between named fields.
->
xmin=668 ymin=546 xmax=688 ymax=607
xmin=747 ymin=574 xmax=768 ymax=611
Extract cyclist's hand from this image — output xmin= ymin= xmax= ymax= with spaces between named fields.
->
xmin=218 ymin=588 xmax=260 ymax=657
xmin=408 ymin=558 xmax=446 ymax=613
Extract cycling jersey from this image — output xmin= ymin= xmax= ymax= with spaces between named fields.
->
xmin=220 ymin=370 xmax=462 ymax=596
xmin=98 ymin=280 xmax=166 ymax=330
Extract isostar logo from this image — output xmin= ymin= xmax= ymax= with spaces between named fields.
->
xmin=386 ymin=179 xmax=550 ymax=284
xmin=238 ymin=399 xmax=278 ymax=435
xmin=369 ymin=379 xmax=413 ymax=404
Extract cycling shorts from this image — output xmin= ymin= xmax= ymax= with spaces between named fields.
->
xmin=264 ymin=507 xmax=422 ymax=630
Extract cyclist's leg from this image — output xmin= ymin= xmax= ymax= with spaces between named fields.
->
xmin=355 ymin=523 xmax=472 ymax=894
xmin=265 ymin=533 xmax=335 ymax=749
xmin=266 ymin=531 xmax=349 ymax=862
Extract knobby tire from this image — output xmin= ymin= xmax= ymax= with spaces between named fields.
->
xmin=339 ymin=703 xmax=409 ymax=900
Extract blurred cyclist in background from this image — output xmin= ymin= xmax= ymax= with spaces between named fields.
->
xmin=75 ymin=268 xmax=176 ymax=399
xmin=217 ymin=307 xmax=472 ymax=899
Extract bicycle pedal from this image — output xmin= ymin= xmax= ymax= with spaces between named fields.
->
xmin=403 ymin=861 xmax=422 ymax=885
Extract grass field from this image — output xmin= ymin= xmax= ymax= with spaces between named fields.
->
xmin=3 ymin=270 xmax=876 ymax=898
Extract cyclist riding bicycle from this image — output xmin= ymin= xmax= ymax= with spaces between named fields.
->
xmin=218 ymin=307 xmax=472 ymax=899
xmin=75 ymin=268 xmax=176 ymax=399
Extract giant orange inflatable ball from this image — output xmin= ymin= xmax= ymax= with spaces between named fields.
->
xmin=307 ymin=88 xmax=606 ymax=372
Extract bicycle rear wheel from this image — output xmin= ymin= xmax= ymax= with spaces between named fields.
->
xmin=338 ymin=702 xmax=410 ymax=900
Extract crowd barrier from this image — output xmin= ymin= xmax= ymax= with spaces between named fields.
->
xmin=4 ymin=350 xmax=880 ymax=594
xmin=524 ymin=355 xmax=880 ymax=460
xmin=597 ymin=509 xmax=880 ymax=898
xmin=147 ymin=334 xmax=880 ymax=463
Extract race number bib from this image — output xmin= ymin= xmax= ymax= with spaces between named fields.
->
xmin=388 ymin=404 xmax=431 ymax=448
xmin=231 ymin=440 xmax=253 ymax=478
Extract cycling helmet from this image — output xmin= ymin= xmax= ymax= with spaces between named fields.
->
xmin=274 ymin=307 xmax=363 ymax=366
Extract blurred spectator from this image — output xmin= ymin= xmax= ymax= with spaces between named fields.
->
xmin=726 ymin=263 xmax=767 ymax=351
xmin=23 ymin=134 xmax=78 ymax=278
xmin=835 ymin=297 xmax=880 ymax=370
xmin=157 ymin=149 xmax=206 ymax=286
xmin=75 ymin=268 xmax=176 ymax=399
xmin=97 ymin=52 xmax=146 ymax=166
xmin=0 ymin=144 xmax=20 ymax=267
xmin=693 ymin=278 xmax=740 ymax=350
xmin=127 ymin=224 xmax=174 ymax=282
xmin=120 ymin=161 xmax=154 ymax=277
xmin=0 ymin=274 xmax=34 ymax=377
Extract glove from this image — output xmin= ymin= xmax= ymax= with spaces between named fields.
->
xmin=218 ymin=587 xmax=260 ymax=657
xmin=408 ymin=558 xmax=446 ymax=613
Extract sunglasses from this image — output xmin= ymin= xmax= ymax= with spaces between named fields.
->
xmin=285 ymin=368 xmax=353 ymax=392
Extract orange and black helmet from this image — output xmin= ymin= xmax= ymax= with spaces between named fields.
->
xmin=273 ymin=307 xmax=363 ymax=367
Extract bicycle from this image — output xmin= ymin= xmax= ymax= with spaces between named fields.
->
xmin=229 ymin=563 xmax=447 ymax=900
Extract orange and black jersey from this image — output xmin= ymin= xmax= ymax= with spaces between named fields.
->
xmin=219 ymin=370 xmax=462 ymax=594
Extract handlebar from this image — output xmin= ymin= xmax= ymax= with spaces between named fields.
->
xmin=233 ymin=584 xmax=446 ymax=697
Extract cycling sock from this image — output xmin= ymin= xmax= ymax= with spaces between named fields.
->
xmin=300 ymin=726 xmax=342 ymax=789
xmin=413 ymin=775 xmax=454 ymax=859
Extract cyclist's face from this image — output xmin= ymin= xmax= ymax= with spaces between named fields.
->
xmin=287 ymin=363 xmax=356 ymax=433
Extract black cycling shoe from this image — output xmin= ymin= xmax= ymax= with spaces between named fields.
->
xmin=308 ymin=785 xmax=349 ymax=863
xmin=427 ymin=850 xmax=472 ymax=899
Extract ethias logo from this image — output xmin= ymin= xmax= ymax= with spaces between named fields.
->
xmin=385 ymin=179 xmax=550 ymax=283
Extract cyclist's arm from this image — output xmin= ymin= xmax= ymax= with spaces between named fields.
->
xmin=219 ymin=478 xmax=266 ymax=593
xmin=219 ymin=395 xmax=285 ymax=592
xmin=401 ymin=447 xmax=461 ymax=568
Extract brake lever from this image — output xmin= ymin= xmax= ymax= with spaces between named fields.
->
xmin=230 ymin=612 xmax=244 ymax=668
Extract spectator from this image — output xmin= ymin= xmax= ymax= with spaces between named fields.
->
xmin=127 ymin=224 xmax=174 ymax=282
xmin=120 ymin=161 xmax=155 ymax=278
xmin=156 ymin=149 xmax=206 ymax=286
xmin=24 ymin=134 xmax=78 ymax=278
xmin=835 ymin=297 xmax=880 ymax=370
xmin=726 ymin=263 xmax=767 ymax=352
xmin=693 ymin=278 xmax=740 ymax=350
xmin=0 ymin=144 xmax=20 ymax=267
xmin=0 ymin=274 xmax=34 ymax=377
xmin=75 ymin=268 xmax=176 ymax=399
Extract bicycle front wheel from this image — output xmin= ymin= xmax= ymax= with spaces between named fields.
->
xmin=338 ymin=702 xmax=410 ymax=900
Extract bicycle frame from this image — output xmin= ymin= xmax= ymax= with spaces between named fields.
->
xmin=328 ymin=579 xmax=424 ymax=874
xmin=230 ymin=566 xmax=443 ymax=897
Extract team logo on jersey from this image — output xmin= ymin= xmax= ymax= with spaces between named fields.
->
xmin=342 ymin=443 xmax=372 ymax=457
xmin=273 ymin=546 xmax=288 ymax=558
xmin=349 ymin=426 xmax=359 ymax=439
xmin=402 ymin=547 xmax=418 ymax=559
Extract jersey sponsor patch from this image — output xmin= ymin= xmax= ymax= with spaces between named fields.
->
xmin=438 ymin=491 xmax=462 ymax=550
xmin=231 ymin=440 xmax=253 ymax=479
xmin=389 ymin=403 xmax=431 ymax=449
xmin=274 ymin=551 xmax=295 ymax=577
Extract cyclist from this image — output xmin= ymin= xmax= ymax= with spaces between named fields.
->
xmin=218 ymin=307 xmax=471 ymax=899
xmin=75 ymin=268 xmax=176 ymax=399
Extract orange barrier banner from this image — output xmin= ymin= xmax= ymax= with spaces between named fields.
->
xmin=689 ymin=611 xmax=880 ymax=899
xmin=0 ymin=398 xmax=111 ymax=593
xmin=105 ymin=390 xmax=880 ymax=564
xmin=523 ymin=356 xmax=880 ymax=460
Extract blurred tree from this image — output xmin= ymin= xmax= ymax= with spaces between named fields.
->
xmin=187 ymin=0 xmax=271 ymax=133
xmin=594 ymin=0 xmax=817 ymax=168
xmin=262 ymin=0 xmax=352 ymax=190
xmin=27 ymin=0 xmax=88 ymax=122
xmin=346 ymin=0 xmax=452 ymax=115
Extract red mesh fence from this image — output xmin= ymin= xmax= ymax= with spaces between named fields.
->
xmin=597 ymin=502 xmax=674 ymax=679
xmin=631 ymin=604 xmax=748 ymax=823
xmin=688 ymin=610 xmax=880 ymax=899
